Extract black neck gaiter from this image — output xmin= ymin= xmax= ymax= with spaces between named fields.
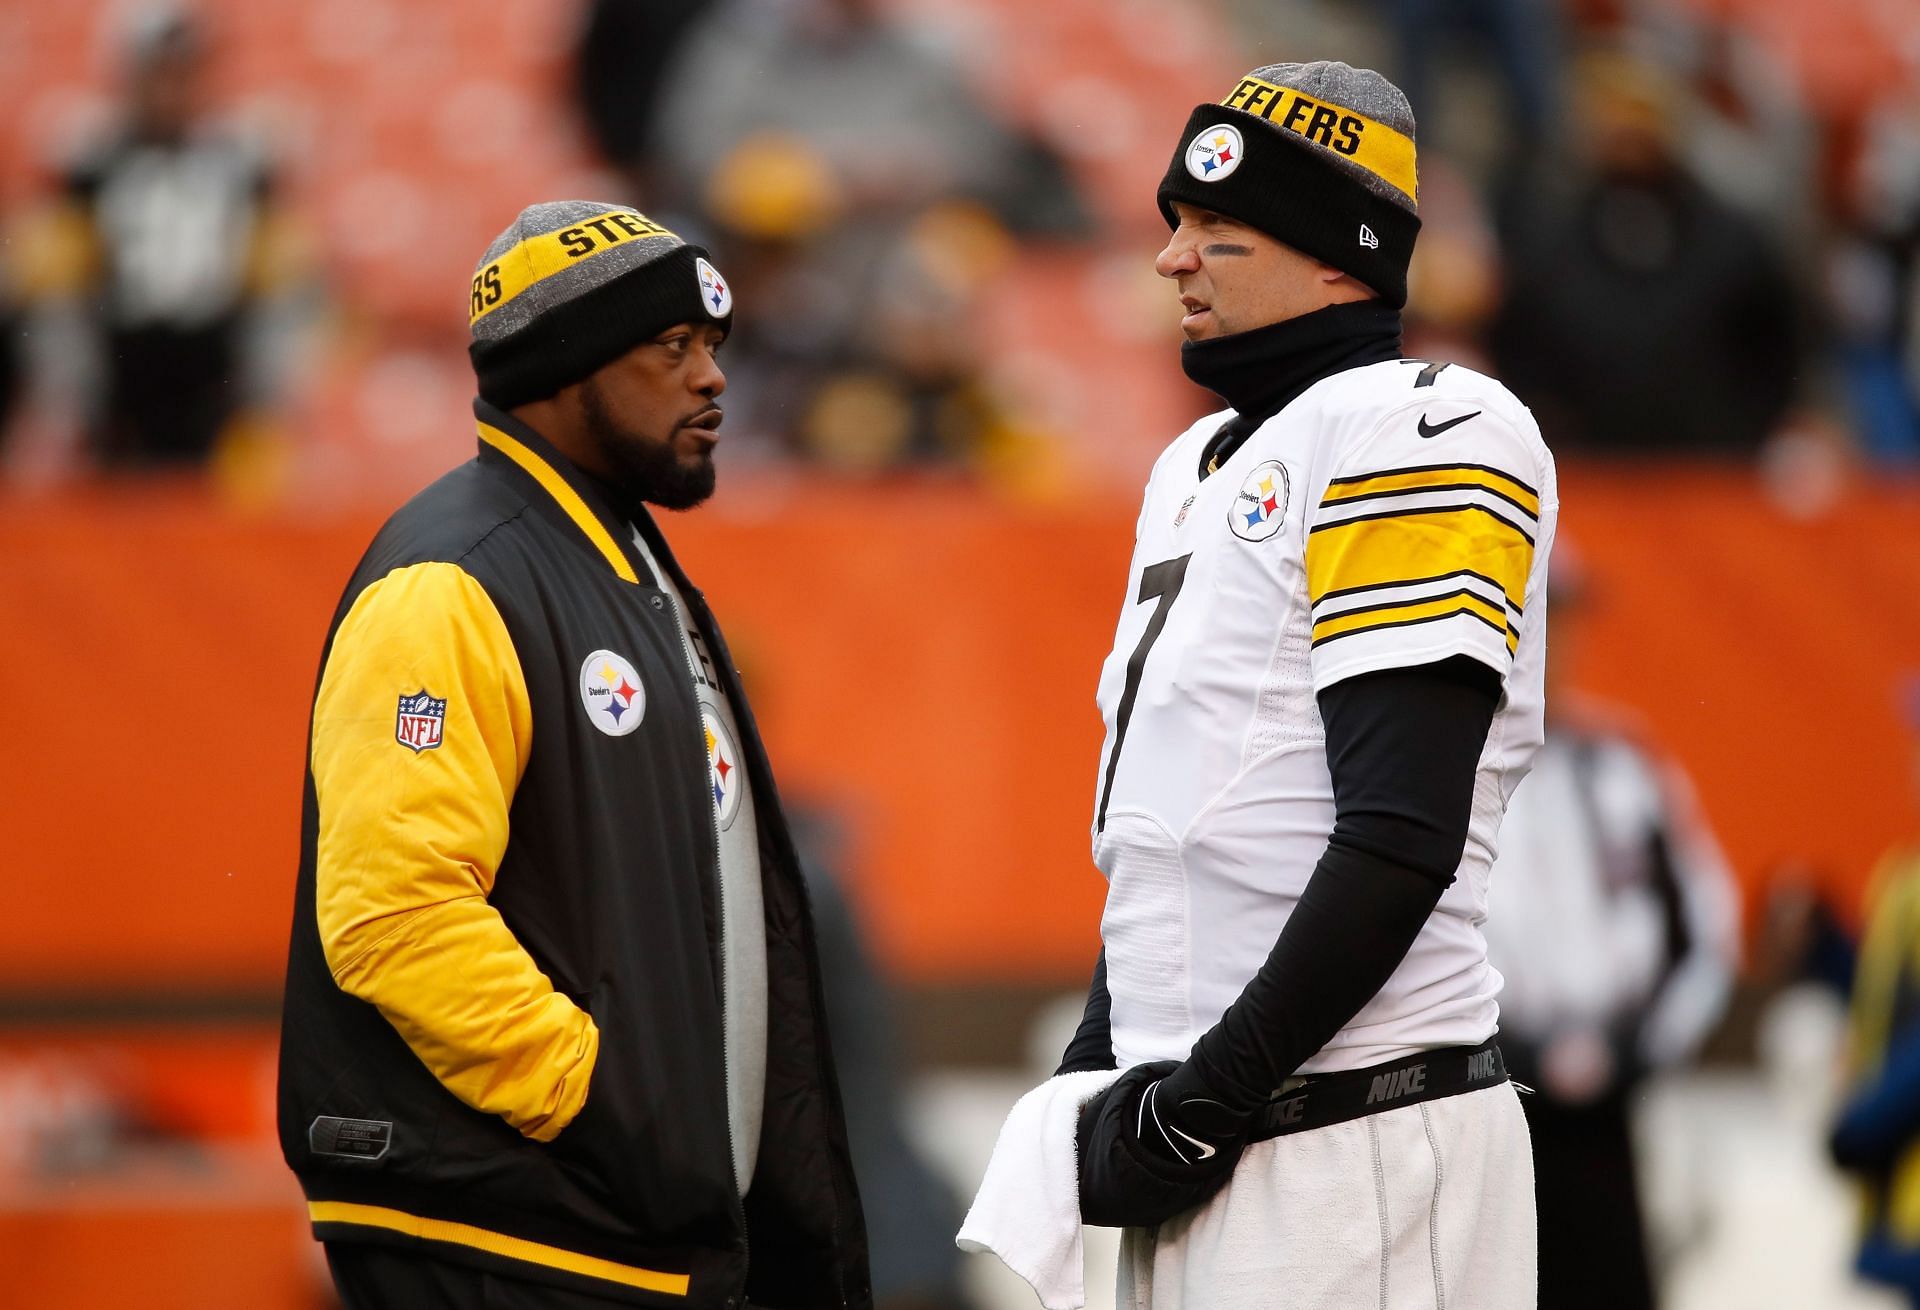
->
xmin=1182 ymin=300 xmax=1404 ymax=476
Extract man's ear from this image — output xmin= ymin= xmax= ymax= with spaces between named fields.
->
xmin=1319 ymin=265 xmax=1379 ymax=301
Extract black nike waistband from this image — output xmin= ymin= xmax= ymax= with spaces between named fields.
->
xmin=1249 ymin=1039 xmax=1508 ymax=1141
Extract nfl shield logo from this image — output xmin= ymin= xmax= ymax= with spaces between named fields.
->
xmin=395 ymin=690 xmax=447 ymax=753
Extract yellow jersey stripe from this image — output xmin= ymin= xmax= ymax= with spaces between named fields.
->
xmin=1306 ymin=508 xmax=1535 ymax=610
xmin=1220 ymin=76 xmax=1418 ymax=201
xmin=477 ymin=422 xmax=639 ymax=584
xmin=1311 ymin=589 xmax=1509 ymax=646
xmin=1325 ymin=461 xmax=1539 ymax=511
xmin=309 ymin=1202 xmax=690 ymax=1296
xmin=471 ymin=210 xmax=676 ymax=325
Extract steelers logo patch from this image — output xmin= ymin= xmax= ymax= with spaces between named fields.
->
xmin=1186 ymin=124 xmax=1244 ymax=183
xmin=580 ymin=650 xmax=646 ymax=736
xmin=1230 ymin=460 xmax=1290 ymax=541
xmin=704 ymin=709 xmax=744 ymax=829
xmin=696 ymin=257 xmax=731 ymax=317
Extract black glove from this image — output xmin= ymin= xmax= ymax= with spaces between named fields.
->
xmin=1076 ymin=1059 xmax=1252 ymax=1228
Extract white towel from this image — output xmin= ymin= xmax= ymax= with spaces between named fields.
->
xmin=957 ymin=1069 xmax=1120 ymax=1310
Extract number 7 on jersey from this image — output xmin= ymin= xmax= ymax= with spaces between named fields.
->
xmin=1095 ymin=554 xmax=1192 ymax=834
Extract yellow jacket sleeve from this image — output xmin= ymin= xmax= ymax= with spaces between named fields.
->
xmin=311 ymin=561 xmax=596 ymax=1142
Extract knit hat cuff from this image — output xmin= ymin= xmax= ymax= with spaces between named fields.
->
xmin=1157 ymin=104 xmax=1421 ymax=308
xmin=470 ymin=244 xmax=728 ymax=409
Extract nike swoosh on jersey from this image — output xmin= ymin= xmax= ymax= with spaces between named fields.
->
xmin=1417 ymin=410 xmax=1482 ymax=439
xmin=1168 ymin=1125 xmax=1217 ymax=1160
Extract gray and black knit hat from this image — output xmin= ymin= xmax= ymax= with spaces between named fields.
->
xmin=1157 ymin=62 xmax=1421 ymax=307
xmin=468 ymin=200 xmax=733 ymax=408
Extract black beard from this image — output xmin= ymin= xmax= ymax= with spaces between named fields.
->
xmin=579 ymin=382 xmax=716 ymax=511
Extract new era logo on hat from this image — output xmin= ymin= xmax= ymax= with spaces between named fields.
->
xmin=1359 ymin=224 xmax=1379 ymax=249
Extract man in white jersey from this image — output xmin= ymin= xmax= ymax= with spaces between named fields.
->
xmin=1055 ymin=63 xmax=1557 ymax=1308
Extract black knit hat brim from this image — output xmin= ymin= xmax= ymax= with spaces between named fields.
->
xmin=1157 ymin=104 xmax=1420 ymax=308
xmin=470 ymin=244 xmax=730 ymax=409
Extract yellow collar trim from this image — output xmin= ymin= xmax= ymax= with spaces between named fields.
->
xmin=310 ymin=1201 xmax=689 ymax=1295
xmin=477 ymin=421 xmax=640 ymax=584
xmin=1221 ymin=76 xmax=1418 ymax=202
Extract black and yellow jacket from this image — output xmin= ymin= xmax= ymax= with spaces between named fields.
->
xmin=277 ymin=400 xmax=870 ymax=1309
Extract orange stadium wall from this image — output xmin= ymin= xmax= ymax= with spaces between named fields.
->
xmin=2 ymin=466 xmax=1919 ymax=1002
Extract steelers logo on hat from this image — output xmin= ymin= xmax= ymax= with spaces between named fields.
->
xmin=1186 ymin=124 xmax=1245 ymax=182
xmin=696 ymin=257 xmax=731 ymax=317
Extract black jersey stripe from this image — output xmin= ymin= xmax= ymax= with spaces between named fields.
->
xmin=1312 ymin=585 xmax=1504 ymax=629
xmin=1314 ymin=479 xmax=1540 ymax=522
xmin=1306 ymin=500 xmax=1537 ymax=547
xmin=1309 ymin=604 xmax=1512 ymax=649
xmin=1312 ymin=567 xmax=1524 ymax=615
xmin=1325 ymin=460 xmax=1540 ymax=499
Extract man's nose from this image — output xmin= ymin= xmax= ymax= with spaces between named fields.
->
xmin=1155 ymin=233 xmax=1200 ymax=279
xmin=693 ymin=349 xmax=726 ymax=399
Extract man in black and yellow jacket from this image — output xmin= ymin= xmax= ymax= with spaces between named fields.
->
xmin=278 ymin=200 xmax=870 ymax=1309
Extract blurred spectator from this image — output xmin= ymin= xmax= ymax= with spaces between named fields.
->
xmin=1382 ymin=0 xmax=1566 ymax=204
xmin=0 ymin=233 xmax=22 ymax=453
xmin=23 ymin=5 xmax=305 ymax=472
xmin=1673 ymin=18 xmax=1816 ymax=251
xmin=621 ymin=0 xmax=1086 ymax=471
xmin=731 ymin=629 xmax=976 ymax=1309
xmin=1824 ymin=99 xmax=1920 ymax=466
xmin=1485 ymin=543 xmax=1740 ymax=1310
xmin=573 ymin=0 xmax=719 ymax=203
xmin=1830 ymin=678 xmax=1920 ymax=1305
xmin=647 ymin=0 xmax=1087 ymax=239
xmin=1403 ymin=159 xmax=1503 ymax=369
xmin=791 ymin=806 xmax=975 ymax=1310
xmin=1489 ymin=48 xmax=1807 ymax=456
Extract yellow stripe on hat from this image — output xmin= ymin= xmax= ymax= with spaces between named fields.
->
xmin=1221 ymin=77 xmax=1417 ymax=202
xmin=470 ymin=210 xmax=676 ymax=325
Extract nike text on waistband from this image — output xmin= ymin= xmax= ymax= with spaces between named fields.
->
xmin=1250 ymin=1039 xmax=1507 ymax=1141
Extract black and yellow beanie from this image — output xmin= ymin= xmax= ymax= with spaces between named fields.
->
xmin=1157 ymin=62 xmax=1421 ymax=307
xmin=468 ymin=200 xmax=733 ymax=408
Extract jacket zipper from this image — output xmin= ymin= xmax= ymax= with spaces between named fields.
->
xmin=659 ymin=589 xmax=751 ymax=1301
xmin=692 ymin=609 xmax=856 ymax=1309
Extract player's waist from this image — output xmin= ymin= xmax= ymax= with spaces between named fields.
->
xmin=1250 ymin=1038 xmax=1508 ymax=1141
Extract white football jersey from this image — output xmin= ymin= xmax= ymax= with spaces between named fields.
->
xmin=1093 ymin=358 xmax=1558 ymax=1075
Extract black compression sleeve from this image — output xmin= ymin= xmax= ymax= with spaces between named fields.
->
xmin=1183 ymin=656 xmax=1501 ymax=1110
xmin=1057 ymin=950 xmax=1116 ymax=1074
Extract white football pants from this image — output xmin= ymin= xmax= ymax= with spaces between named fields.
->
xmin=1116 ymin=1081 xmax=1536 ymax=1310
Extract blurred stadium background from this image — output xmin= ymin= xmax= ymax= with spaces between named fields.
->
xmin=3 ymin=0 xmax=1920 ymax=1305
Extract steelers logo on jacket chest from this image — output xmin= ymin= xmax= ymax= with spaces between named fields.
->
xmin=1229 ymin=460 xmax=1291 ymax=541
xmin=579 ymin=649 xmax=647 ymax=736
